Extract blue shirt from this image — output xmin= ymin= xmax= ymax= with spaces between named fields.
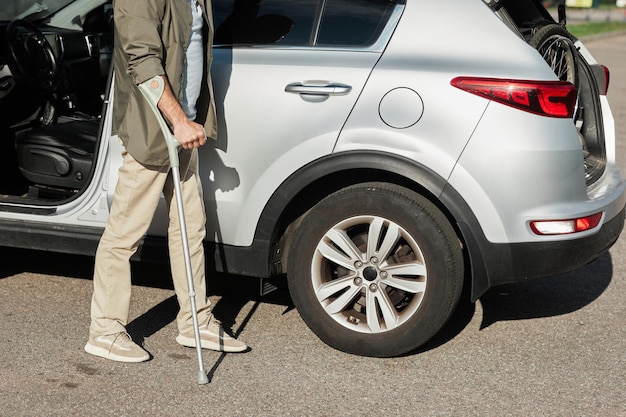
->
xmin=182 ymin=0 xmax=204 ymax=120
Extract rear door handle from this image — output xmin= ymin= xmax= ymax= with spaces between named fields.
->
xmin=285 ymin=82 xmax=352 ymax=96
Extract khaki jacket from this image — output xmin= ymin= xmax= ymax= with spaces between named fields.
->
xmin=112 ymin=0 xmax=217 ymax=166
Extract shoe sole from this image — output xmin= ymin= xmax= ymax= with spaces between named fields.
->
xmin=84 ymin=342 xmax=149 ymax=363
xmin=175 ymin=334 xmax=247 ymax=353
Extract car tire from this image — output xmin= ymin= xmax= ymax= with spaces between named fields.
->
xmin=287 ymin=182 xmax=464 ymax=357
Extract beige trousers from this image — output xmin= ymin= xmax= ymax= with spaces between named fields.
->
xmin=89 ymin=148 xmax=211 ymax=337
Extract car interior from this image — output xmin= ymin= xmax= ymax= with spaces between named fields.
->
xmin=0 ymin=2 xmax=113 ymax=204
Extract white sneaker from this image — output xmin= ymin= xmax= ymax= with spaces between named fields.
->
xmin=85 ymin=332 xmax=150 ymax=363
xmin=176 ymin=316 xmax=248 ymax=353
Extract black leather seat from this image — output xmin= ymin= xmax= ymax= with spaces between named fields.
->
xmin=15 ymin=119 xmax=99 ymax=190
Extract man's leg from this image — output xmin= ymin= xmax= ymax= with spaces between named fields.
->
xmin=166 ymin=149 xmax=247 ymax=352
xmin=164 ymin=148 xmax=210 ymax=334
xmin=86 ymin=151 xmax=168 ymax=362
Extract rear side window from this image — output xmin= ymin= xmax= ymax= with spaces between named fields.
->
xmin=213 ymin=0 xmax=398 ymax=47
xmin=316 ymin=0 xmax=396 ymax=47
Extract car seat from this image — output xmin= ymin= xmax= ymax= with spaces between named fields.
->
xmin=15 ymin=119 xmax=99 ymax=192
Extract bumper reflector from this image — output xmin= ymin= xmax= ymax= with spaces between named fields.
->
xmin=530 ymin=213 xmax=603 ymax=235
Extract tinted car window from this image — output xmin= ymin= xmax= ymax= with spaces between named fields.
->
xmin=316 ymin=0 xmax=395 ymax=47
xmin=213 ymin=0 xmax=318 ymax=46
xmin=213 ymin=0 xmax=396 ymax=47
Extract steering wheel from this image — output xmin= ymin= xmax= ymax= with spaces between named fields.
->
xmin=6 ymin=19 xmax=60 ymax=92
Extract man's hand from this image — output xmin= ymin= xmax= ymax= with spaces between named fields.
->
xmin=172 ymin=118 xmax=207 ymax=150
xmin=156 ymin=75 xmax=207 ymax=149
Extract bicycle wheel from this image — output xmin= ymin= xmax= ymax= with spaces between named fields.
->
xmin=530 ymin=24 xmax=578 ymax=88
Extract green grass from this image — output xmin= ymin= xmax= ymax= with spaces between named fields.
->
xmin=567 ymin=21 xmax=626 ymax=37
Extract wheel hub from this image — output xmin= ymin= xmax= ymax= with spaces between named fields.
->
xmin=362 ymin=266 xmax=378 ymax=282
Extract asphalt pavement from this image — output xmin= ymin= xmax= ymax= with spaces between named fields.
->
xmin=1 ymin=33 xmax=625 ymax=417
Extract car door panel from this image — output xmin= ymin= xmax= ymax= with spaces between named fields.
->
xmin=201 ymin=48 xmax=379 ymax=246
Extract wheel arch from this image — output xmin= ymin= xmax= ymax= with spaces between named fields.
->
xmin=257 ymin=150 xmax=491 ymax=301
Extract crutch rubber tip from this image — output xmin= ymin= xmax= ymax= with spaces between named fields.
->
xmin=198 ymin=371 xmax=209 ymax=385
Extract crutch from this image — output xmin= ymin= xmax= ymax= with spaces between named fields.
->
xmin=138 ymin=75 xmax=209 ymax=385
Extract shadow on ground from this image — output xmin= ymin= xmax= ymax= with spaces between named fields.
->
xmin=0 ymin=246 xmax=274 ymax=342
xmin=1 ymin=246 xmax=613 ymax=357
xmin=417 ymin=251 xmax=613 ymax=353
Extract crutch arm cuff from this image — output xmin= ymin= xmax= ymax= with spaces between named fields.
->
xmin=137 ymin=76 xmax=181 ymax=168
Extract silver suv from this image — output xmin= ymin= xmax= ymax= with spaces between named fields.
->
xmin=0 ymin=0 xmax=624 ymax=357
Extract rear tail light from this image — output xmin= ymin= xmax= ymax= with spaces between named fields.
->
xmin=451 ymin=77 xmax=577 ymax=118
xmin=530 ymin=212 xmax=603 ymax=235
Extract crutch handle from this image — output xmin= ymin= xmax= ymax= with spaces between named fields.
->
xmin=137 ymin=76 xmax=181 ymax=167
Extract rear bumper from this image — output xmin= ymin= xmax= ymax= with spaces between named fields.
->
xmin=463 ymin=205 xmax=625 ymax=300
